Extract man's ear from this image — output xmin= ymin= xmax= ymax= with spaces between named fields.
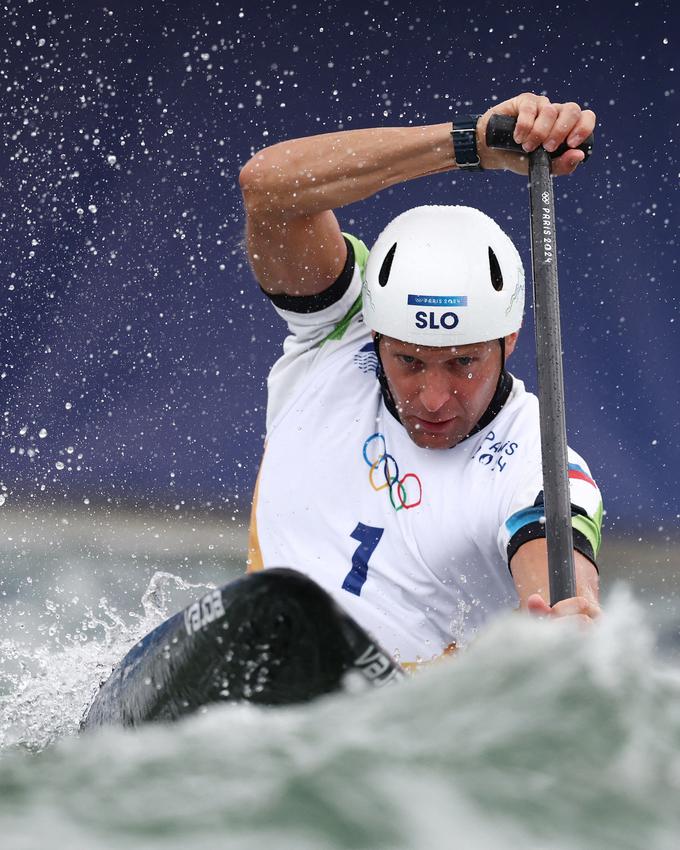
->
xmin=504 ymin=331 xmax=519 ymax=359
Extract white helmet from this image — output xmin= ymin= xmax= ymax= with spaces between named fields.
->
xmin=362 ymin=205 xmax=525 ymax=346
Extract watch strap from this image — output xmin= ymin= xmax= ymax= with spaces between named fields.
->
xmin=451 ymin=115 xmax=483 ymax=171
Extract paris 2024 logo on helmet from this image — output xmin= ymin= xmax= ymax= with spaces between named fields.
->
xmin=362 ymin=205 xmax=525 ymax=346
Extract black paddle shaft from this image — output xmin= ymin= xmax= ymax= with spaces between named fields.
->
xmin=526 ymin=148 xmax=576 ymax=604
xmin=486 ymin=115 xmax=593 ymax=603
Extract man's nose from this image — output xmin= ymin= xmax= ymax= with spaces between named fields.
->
xmin=419 ymin=370 xmax=454 ymax=413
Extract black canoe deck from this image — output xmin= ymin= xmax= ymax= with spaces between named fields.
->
xmin=83 ymin=568 xmax=402 ymax=728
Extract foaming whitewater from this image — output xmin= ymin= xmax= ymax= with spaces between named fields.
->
xmin=0 ymin=572 xmax=216 ymax=751
xmin=2 ymin=586 xmax=680 ymax=850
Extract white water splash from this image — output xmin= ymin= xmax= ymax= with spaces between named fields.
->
xmin=2 ymin=588 xmax=680 ymax=850
xmin=0 ymin=571 xmax=215 ymax=752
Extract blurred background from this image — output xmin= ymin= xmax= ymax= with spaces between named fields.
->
xmin=0 ymin=0 xmax=678 ymax=628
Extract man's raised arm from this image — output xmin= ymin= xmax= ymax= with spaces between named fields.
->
xmin=238 ymin=93 xmax=595 ymax=297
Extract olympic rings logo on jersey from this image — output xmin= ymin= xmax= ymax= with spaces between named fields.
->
xmin=362 ymin=433 xmax=423 ymax=511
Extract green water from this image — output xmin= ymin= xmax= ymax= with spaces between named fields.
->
xmin=2 ymin=510 xmax=680 ymax=849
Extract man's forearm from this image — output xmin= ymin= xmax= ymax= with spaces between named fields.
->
xmin=239 ymin=123 xmax=458 ymax=218
xmin=510 ymin=538 xmax=600 ymax=618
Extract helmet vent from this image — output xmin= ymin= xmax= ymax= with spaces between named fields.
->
xmin=489 ymin=247 xmax=504 ymax=291
xmin=378 ymin=242 xmax=397 ymax=287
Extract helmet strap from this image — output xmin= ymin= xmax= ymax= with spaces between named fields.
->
xmin=373 ymin=335 xmax=513 ymax=443
xmin=373 ymin=333 xmax=403 ymax=422
xmin=465 ymin=349 xmax=513 ymax=439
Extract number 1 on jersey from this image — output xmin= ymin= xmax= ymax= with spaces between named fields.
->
xmin=342 ymin=522 xmax=384 ymax=596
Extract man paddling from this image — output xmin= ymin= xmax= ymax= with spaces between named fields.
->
xmin=239 ymin=92 xmax=602 ymax=666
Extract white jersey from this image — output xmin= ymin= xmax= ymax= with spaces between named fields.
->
xmin=248 ymin=236 xmax=602 ymax=665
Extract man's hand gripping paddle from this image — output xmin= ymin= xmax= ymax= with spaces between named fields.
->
xmin=486 ymin=115 xmax=594 ymax=605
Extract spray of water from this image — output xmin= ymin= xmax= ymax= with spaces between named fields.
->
xmin=3 ymin=586 xmax=680 ymax=850
xmin=0 ymin=571 xmax=215 ymax=751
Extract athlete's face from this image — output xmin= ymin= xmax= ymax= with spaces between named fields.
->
xmin=378 ymin=333 xmax=518 ymax=450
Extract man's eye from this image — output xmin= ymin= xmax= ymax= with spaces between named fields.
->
xmin=399 ymin=355 xmax=417 ymax=365
xmin=456 ymin=357 xmax=474 ymax=367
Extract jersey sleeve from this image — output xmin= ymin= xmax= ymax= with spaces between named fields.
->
xmin=263 ymin=233 xmax=370 ymax=431
xmin=497 ymin=448 xmax=604 ymax=570
xmin=262 ymin=233 xmax=369 ymax=346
